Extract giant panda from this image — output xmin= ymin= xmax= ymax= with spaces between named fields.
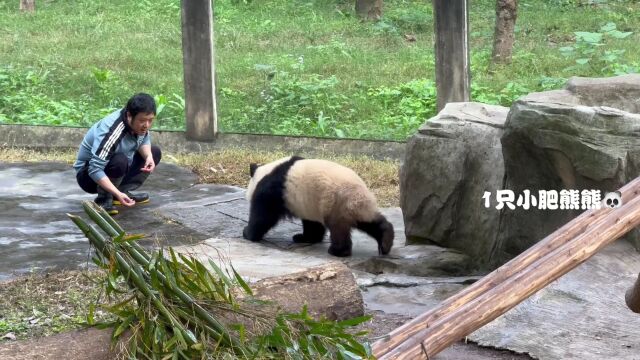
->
xmin=242 ymin=155 xmax=394 ymax=257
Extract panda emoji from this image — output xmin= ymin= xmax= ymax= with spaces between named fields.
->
xmin=602 ymin=191 xmax=622 ymax=209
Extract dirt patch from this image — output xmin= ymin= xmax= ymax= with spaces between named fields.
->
xmin=0 ymin=269 xmax=115 ymax=340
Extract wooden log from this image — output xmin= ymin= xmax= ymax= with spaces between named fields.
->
xmin=626 ymin=272 xmax=640 ymax=313
xmin=371 ymin=176 xmax=640 ymax=358
xmin=380 ymin=187 xmax=640 ymax=359
xmin=0 ymin=262 xmax=362 ymax=360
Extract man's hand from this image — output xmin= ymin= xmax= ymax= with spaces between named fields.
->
xmin=115 ymin=192 xmax=136 ymax=207
xmin=141 ymin=156 xmax=155 ymax=173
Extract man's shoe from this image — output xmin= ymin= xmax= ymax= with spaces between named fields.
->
xmin=95 ymin=196 xmax=119 ymax=216
xmin=113 ymin=191 xmax=150 ymax=206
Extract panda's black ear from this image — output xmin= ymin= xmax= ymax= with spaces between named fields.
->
xmin=249 ymin=163 xmax=258 ymax=177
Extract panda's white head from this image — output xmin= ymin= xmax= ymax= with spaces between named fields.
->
xmin=245 ymin=156 xmax=293 ymax=201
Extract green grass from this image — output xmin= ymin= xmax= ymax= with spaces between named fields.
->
xmin=1 ymin=0 xmax=639 ymax=140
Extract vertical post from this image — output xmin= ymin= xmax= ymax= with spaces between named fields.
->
xmin=433 ymin=0 xmax=471 ymax=112
xmin=181 ymin=0 xmax=218 ymax=141
xmin=19 ymin=0 xmax=36 ymax=12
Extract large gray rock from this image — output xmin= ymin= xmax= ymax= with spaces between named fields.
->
xmin=400 ymin=102 xmax=509 ymax=270
xmin=496 ymin=74 xmax=640 ymax=264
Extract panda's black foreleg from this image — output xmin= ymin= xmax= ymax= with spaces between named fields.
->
xmin=325 ymin=219 xmax=353 ymax=257
xmin=356 ymin=214 xmax=395 ymax=255
xmin=243 ymin=200 xmax=281 ymax=242
xmin=293 ymin=220 xmax=326 ymax=243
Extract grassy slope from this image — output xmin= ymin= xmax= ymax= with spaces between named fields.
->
xmin=1 ymin=0 xmax=639 ymax=139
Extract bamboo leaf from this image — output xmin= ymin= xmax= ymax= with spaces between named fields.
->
xmin=86 ymin=303 xmax=96 ymax=325
xmin=113 ymin=315 xmax=137 ymax=338
xmin=336 ymin=315 xmax=372 ymax=327
xmin=208 ymin=259 xmax=233 ymax=288
xmin=115 ymin=233 xmax=146 ymax=244
xmin=231 ymin=264 xmax=253 ymax=296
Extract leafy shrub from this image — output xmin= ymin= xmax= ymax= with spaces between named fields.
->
xmin=0 ymin=65 xmax=117 ymax=127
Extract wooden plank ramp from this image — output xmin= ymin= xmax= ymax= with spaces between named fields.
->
xmin=373 ymin=177 xmax=640 ymax=359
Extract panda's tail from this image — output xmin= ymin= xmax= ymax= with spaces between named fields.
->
xmin=356 ymin=214 xmax=394 ymax=255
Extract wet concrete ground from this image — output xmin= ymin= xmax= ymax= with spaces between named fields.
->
xmin=0 ymin=161 xmax=211 ymax=280
xmin=0 ymin=160 xmax=471 ymax=281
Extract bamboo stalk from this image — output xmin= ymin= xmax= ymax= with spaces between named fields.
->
xmin=122 ymin=242 xmax=238 ymax=347
xmin=626 ymin=272 xmax=640 ymax=313
xmin=371 ymin=176 xmax=640 ymax=357
xmin=381 ymin=192 xmax=640 ymax=359
xmin=72 ymin=203 xmax=243 ymax=350
xmin=69 ymin=214 xmax=197 ymax=347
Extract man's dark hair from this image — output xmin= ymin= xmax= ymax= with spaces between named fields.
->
xmin=125 ymin=93 xmax=156 ymax=118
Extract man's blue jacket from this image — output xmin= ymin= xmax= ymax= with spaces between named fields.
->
xmin=73 ymin=109 xmax=151 ymax=183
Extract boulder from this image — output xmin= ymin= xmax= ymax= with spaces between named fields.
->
xmin=400 ymin=75 xmax=640 ymax=270
xmin=496 ymin=74 xmax=640 ymax=264
xmin=399 ymin=102 xmax=509 ymax=270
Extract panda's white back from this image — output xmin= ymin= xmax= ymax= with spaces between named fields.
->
xmin=284 ymin=159 xmax=378 ymax=224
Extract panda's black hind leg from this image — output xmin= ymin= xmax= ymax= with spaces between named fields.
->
xmin=293 ymin=220 xmax=326 ymax=243
xmin=325 ymin=218 xmax=353 ymax=257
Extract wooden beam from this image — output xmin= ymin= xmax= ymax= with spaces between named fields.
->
xmin=433 ymin=0 xmax=471 ymax=112
xmin=626 ymin=272 xmax=640 ymax=313
xmin=374 ymin=176 xmax=640 ymax=359
xmin=180 ymin=0 xmax=218 ymax=141
xmin=372 ymin=176 xmax=640 ymax=357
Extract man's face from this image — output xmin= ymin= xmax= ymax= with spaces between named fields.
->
xmin=128 ymin=112 xmax=155 ymax=135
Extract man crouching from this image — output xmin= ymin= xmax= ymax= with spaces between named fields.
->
xmin=73 ymin=93 xmax=162 ymax=215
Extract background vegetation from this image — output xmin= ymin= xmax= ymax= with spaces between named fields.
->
xmin=1 ymin=0 xmax=639 ymax=140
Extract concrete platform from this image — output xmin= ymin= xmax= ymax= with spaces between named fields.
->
xmin=0 ymin=161 xmax=470 ymax=282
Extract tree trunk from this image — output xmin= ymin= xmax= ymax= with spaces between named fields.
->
xmin=626 ymin=272 xmax=640 ymax=313
xmin=0 ymin=262 xmax=363 ymax=360
xmin=491 ymin=0 xmax=517 ymax=64
xmin=355 ymin=0 xmax=383 ymax=21
xmin=19 ymin=0 xmax=35 ymax=12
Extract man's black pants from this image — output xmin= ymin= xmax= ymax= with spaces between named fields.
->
xmin=76 ymin=145 xmax=162 ymax=194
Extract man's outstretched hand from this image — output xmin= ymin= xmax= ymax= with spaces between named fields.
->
xmin=116 ymin=192 xmax=135 ymax=207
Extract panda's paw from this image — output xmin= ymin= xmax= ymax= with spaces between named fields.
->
xmin=292 ymin=233 xmax=308 ymax=243
xmin=328 ymin=245 xmax=351 ymax=257
xmin=243 ymin=226 xmax=259 ymax=242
